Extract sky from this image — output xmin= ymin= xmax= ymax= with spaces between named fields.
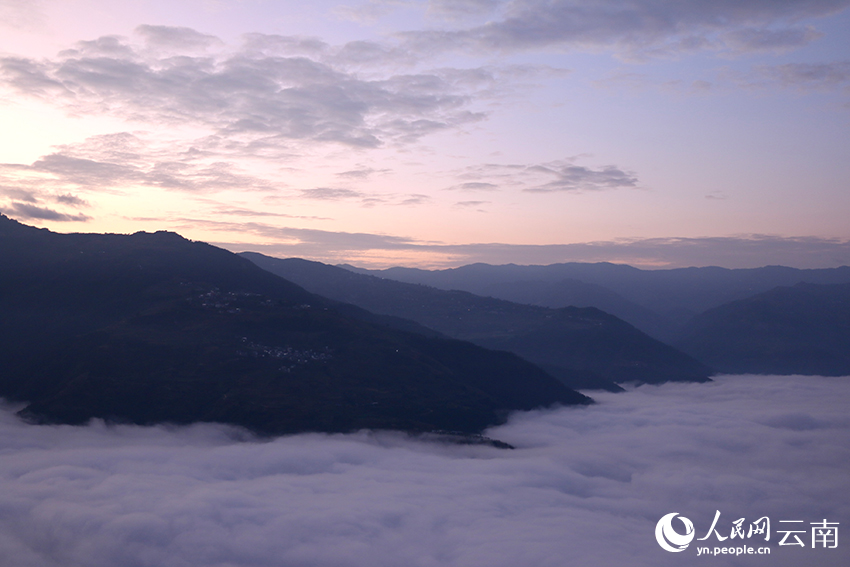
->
xmin=1 ymin=374 xmax=848 ymax=566
xmin=1 ymin=0 xmax=849 ymax=268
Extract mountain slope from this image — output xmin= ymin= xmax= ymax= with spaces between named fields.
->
xmin=469 ymin=277 xmax=676 ymax=341
xmin=242 ymin=254 xmax=713 ymax=389
xmin=675 ymin=282 xmax=850 ymax=375
xmin=343 ymin=262 xmax=850 ymax=339
xmin=0 ymin=216 xmax=590 ymax=435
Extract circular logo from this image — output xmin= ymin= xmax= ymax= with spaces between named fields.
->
xmin=655 ymin=513 xmax=695 ymax=552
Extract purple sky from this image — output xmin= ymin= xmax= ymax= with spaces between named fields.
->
xmin=1 ymin=0 xmax=849 ymax=268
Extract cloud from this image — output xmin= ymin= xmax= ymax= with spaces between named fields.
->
xmin=427 ymin=0 xmax=503 ymax=21
xmin=453 ymin=158 xmax=639 ymax=193
xmin=336 ymin=167 xmax=391 ymax=180
xmin=300 ymin=187 xmax=365 ymax=200
xmin=334 ymin=0 xmax=402 ymax=22
xmin=440 ymin=235 xmax=850 ymax=269
xmin=243 ymin=33 xmax=418 ymax=69
xmin=5 ymin=202 xmax=90 ymax=222
xmin=224 ymin=223 xmax=422 ymax=252
xmin=719 ymin=61 xmax=850 ymax=101
xmin=0 ymin=132 xmax=284 ymax=196
xmin=0 ymin=375 xmax=847 ymax=566
xmin=446 ymin=181 xmax=499 ymax=191
xmin=241 ymin=33 xmax=329 ymax=57
xmin=294 ymin=188 xmax=431 ymax=207
xmin=54 ymin=193 xmax=89 ymax=206
xmin=211 ymin=225 xmax=850 ymax=269
xmin=0 ymin=186 xmax=91 ymax=223
xmin=593 ymin=71 xmax=653 ymax=90
xmin=454 ymin=200 xmax=490 ymax=212
xmin=0 ymin=29 xmax=487 ymax=153
xmin=398 ymin=193 xmax=431 ymax=206
xmin=30 ymin=154 xmax=139 ymax=187
xmin=751 ymin=61 xmax=850 ymax=90
xmin=523 ymin=163 xmax=638 ymax=193
xmin=210 ymin=207 xmax=331 ymax=221
xmin=723 ymin=26 xmax=824 ymax=53
xmin=401 ymin=0 xmax=850 ymax=59
xmin=360 ymin=197 xmax=388 ymax=207
xmin=332 ymin=39 xmax=418 ymax=67
xmin=337 ymin=168 xmax=374 ymax=179
xmin=135 ymin=25 xmax=223 ymax=52
xmin=595 ymin=72 xmax=714 ymax=95
xmin=0 ymin=187 xmax=38 ymax=202
xmin=0 ymin=29 xmax=578 ymax=210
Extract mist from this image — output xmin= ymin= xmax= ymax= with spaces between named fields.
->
xmin=1 ymin=375 xmax=848 ymax=567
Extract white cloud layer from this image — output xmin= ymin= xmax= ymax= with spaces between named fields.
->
xmin=1 ymin=375 xmax=848 ymax=566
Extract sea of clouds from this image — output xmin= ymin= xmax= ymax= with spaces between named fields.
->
xmin=1 ymin=374 xmax=848 ymax=567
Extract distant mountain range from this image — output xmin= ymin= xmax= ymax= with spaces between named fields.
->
xmin=342 ymin=262 xmax=850 ymax=342
xmin=338 ymin=261 xmax=850 ymax=376
xmin=241 ymin=254 xmax=713 ymax=391
xmin=0 ymin=215 xmax=590 ymax=436
xmin=676 ymin=282 xmax=850 ymax=375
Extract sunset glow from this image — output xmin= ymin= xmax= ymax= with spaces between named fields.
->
xmin=2 ymin=0 xmax=849 ymax=267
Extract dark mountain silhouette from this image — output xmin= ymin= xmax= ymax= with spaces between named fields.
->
xmin=0 ymin=215 xmax=590 ymax=436
xmin=466 ymin=278 xmax=675 ymax=340
xmin=241 ymin=254 xmax=713 ymax=390
xmin=342 ymin=262 xmax=850 ymax=341
xmin=675 ymin=282 xmax=850 ymax=376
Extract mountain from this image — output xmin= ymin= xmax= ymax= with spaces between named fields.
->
xmin=463 ymin=278 xmax=675 ymax=341
xmin=675 ymin=282 xmax=850 ymax=376
xmin=241 ymin=254 xmax=713 ymax=390
xmin=0 ymin=215 xmax=590 ymax=435
xmin=342 ymin=262 xmax=850 ymax=341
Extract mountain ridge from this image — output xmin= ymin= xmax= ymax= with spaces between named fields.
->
xmin=242 ymin=253 xmax=714 ymax=390
xmin=675 ymin=281 xmax=850 ymax=375
xmin=340 ymin=261 xmax=850 ymax=340
xmin=0 ymin=215 xmax=590 ymax=435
